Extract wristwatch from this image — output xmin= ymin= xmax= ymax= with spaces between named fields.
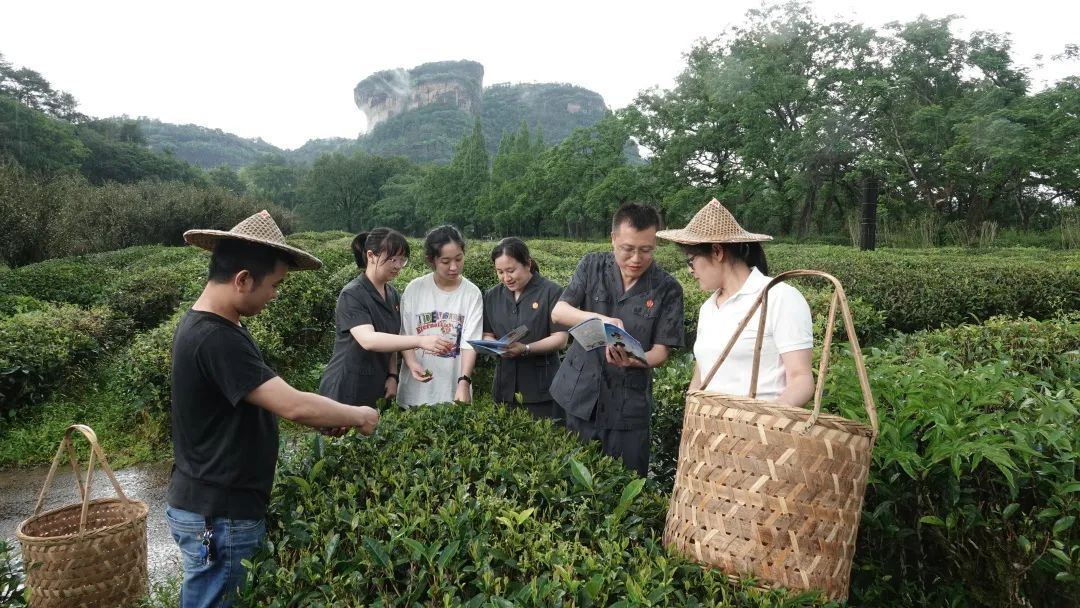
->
xmin=457 ymin=375 xmax=472 ymax=385
xmin=523 ymin=343 xmax=531 ymax=355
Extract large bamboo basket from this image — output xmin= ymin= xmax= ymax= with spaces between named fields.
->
xmin=16 ymin=425 xmax=148 ymax=608
xmin=663 ymin=270 xmax=878 ymax=602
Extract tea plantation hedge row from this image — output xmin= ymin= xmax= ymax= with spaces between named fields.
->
xmin=241 ymin=313 xmax=1078 ymax=606
xmin=0 ymin=305 xmax=110 ymax=415
xmin=239 ymin=401 xmax=825 ymax=608
xmin=0 ymin=237 xmax=1077 ymax=456
xmin=1 ymin=236 xmax=1078 ymax=605
xmin=648 ymin=315 xmax=1080 ymax=606
xmin=0 ymin=236 xmax=356 ymax=459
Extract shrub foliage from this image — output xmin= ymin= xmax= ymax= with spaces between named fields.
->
xmin=240 ymin=401 xmax=826 ymax=607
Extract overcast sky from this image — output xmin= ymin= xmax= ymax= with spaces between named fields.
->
xmin=2 ymin=0 xmax=1077 ymax=150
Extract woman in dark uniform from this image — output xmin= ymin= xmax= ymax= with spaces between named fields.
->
xmin=482 ymin=237 xmax=568 ymax=420
xmin=320 ymin=228 xmax=452 ymax=407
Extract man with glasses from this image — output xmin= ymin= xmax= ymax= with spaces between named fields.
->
xmin=551 ymin=203 xmax=685 ymax=476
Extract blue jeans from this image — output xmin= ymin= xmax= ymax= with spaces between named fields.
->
xmin=166 ymin=505 xmax=266 ymax=608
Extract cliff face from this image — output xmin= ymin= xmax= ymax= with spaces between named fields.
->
xmin=354 ymin=60 xmax=484 ymax=130
xmin=354 ymin=60 xmax=611 ymax=164
xmin=481 ymin=83 xmax=608 ymax=149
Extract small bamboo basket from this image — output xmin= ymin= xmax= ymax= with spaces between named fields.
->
xmin=16 ymin=424 xmax=148 ymax=608
xmin=663 ymin=270 xmax=878 ymax=601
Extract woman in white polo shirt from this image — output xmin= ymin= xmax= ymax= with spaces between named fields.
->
xmin=656 ymin=199 xmax=814 ymax=407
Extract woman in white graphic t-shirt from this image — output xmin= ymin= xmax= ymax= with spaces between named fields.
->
xmin=656 ymin=199 xmax=814 ymax=407
xmin=397 ymin=225 xmax=484 ymax=407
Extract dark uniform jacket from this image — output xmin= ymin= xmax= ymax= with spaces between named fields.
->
xmin=550 ymin=252 xmax=684 ymax=430
xmin=319 ymin=274 xmax=400 ymax=407
xmin=482 ymin=273 xmax=565 ymax=404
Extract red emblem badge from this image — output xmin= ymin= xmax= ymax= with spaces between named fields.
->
xmin=646 ymin=299 xmax=654 ymax=308
xmin=532 ymin=302 xmax=539 ymax=310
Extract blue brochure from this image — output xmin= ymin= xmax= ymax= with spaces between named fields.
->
xmin=568 ymin=318 xmax=648 ymax=365
xmin=467 ymin=324 xmax=529 ymax=357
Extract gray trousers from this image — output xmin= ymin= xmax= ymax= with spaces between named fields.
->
xmin=565 ymin=413 xmax=650 ymax=477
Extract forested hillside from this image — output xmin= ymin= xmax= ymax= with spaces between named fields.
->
xmin=137 ymin=118 xmax=282 ymax=168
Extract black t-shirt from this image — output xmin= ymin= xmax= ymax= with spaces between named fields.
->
xmin=166 ymin=310 xmax=279 ymax=519
xmin=319 ymin=274 xmax=401 ymax=406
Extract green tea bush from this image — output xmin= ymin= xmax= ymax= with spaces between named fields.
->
xmin=0 ymin=539 xmax=26 ymax=608
xmin=108 ymin=308 xmax=187 ymax=417
xmin=829 ymin=349 xmax=1080 ymax=606
xmin=103 ymin=250 xmax=205 ymax=331
xmin=240 ymin=401 xmax=827 ymax=607
xmin=247 ymin=243 xmax=355 ymax=371
xmin=521 ymin=241 xmax=1080 ymax=335
xmin=649 ymin=352 xmax=695 ymax=485
xmin=82 ymin=244 xmax=162 ymax=271
xmin=768 ymin=246 xmax=1080 ymax=332
xmin=0 ymin=258 xmax=118 ymax=306
xmin=648 ymin=317 xmax=1080 ymax=606
xmin=0 ymin=306 xmax=182 ymax=467
xmin=0 ymin=304 xmax=109 ymax=414
xmin=0 ymin=294 xmax=48 ymax=316
xmin=284 ymin=231 xmax=353 ymax=252
xmin=887 ymin=313 xmax=1080 ymax=380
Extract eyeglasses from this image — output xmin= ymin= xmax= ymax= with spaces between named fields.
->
xmin=686 ymin=255 xmax=697 ymax=269
xmin=384 ymin=255 xmax=409 ymax=267
xmin=616 ymin=245 xmax=655 ymax=258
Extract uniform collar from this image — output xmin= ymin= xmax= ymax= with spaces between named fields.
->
xmin=359 ymin=273 xmax=394 ymax=312
xmin=604 ymin=253 xmax=655 ymax=300
xmin=502 ymin=271 xmax=543 ymax=300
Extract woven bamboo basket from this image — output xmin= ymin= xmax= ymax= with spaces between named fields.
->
xmin=16 ymin=424 xmax=148 ymax=608
xmin=663 ymin=270 xmax=878 ymax=602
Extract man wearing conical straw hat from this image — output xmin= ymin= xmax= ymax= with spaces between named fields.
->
xmin=656 ymin=199 xmax=814 ymax=406
xmin=551 ymin=203 xmax=686 ymax=477
xmin=167 ymin=210 xmax=379 ymax=608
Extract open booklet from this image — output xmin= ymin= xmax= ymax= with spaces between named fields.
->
xmin=467 ymin=324 xmax=529 ymax=357
xmin=568 ymin=318 xmax=648 ymax=365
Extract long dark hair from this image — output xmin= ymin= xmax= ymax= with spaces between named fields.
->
xmin=490 ymin=237 xmax=538 ymax=273
xmin=680 ymin=242 xmax=769 ymax=275
xmin=351 ymin=227 xmax=410 ymax=269
xmin=423 ymin=225 xmax=466 ymax=262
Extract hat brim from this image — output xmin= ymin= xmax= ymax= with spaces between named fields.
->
xmin=655 ymin=228 xmax=773 ymax=245
xmin=183 ymin=230 xmax=323 ymax=271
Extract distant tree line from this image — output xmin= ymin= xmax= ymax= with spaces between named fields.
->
xmin=244 ymin=3 xmax=1080 ymax=242
xmin=626 ymin=3 xmax=1080 ymax=238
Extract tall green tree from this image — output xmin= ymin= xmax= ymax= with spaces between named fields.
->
xmin=443 ymin=119 xmax=491 ymax=231
xmin=208 ymin=164 xmax=247 ymax=195
xmin=0 ymin=53 xmax=84 ymax=122
xmin=0 ymin=96 xmax=88 ymax=174
xmin=298 ymin=152 xmax=414 ymax=232
xmin=241 ymin=155 xmax=306 ymax=209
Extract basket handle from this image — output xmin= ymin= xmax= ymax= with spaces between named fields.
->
xmin=699 ymin=270 xmax=878 ymax=434
xmin=33 ymin=424 xmax=131 ymax=534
